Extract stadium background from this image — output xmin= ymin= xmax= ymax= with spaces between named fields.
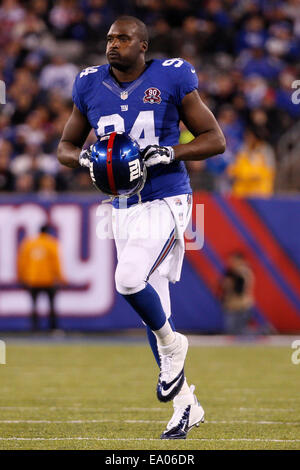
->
xmin=0 ymin=0 xmax=300 ymax=333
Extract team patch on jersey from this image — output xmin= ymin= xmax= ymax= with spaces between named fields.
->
xmin=143 ymin=87 xmax=161 ymax=104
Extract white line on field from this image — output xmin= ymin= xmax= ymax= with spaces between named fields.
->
xmin=0 ymin=407 xmax=109 ymax=411
xmin=0 ymin=406 xmax=298 ymax=413
xmin=206 ymin=420 xmax=300 ymax=425
xmin=0 ymin=400 xmax=299 ymax=412
xmin=122 ymin=408 xmax=166 ymax=411
xmin=0 ymin=419 xmax=299 ymax=426
xmin=0 ymin=437 xmax=300 ymax=443
xmin=0 ymin=420 xmax=121 ymax=424
xmin=237 ymin=407 xmax=296 ymax=412
xmin=122 ymin=406 xmax=299 ymax=412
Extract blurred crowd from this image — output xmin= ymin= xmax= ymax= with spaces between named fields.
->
xmin=0 ymin=0 xmax=300 ymax=196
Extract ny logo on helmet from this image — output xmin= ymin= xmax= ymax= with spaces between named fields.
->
xmin=129 ymin=159 xmax=141 ymax=181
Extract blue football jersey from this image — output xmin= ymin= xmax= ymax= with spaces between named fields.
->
xmin=72 ymin=58 xmax=198 ymax=207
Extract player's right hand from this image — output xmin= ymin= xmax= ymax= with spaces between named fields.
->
xmin=141 ymin=145 xmax=175 ymax=167
xmin=79 ymin=145 xmax=93 ymax=168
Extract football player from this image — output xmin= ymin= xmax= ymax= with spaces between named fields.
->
xmin=58 ymin=16 xmax=225 ymax=439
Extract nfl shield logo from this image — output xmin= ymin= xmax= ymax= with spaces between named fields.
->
xmin=120 ymin=91 xmax=128 ymax=100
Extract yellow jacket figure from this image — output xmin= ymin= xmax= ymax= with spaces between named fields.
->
xmin=17 ymin=224 xmax=65 ymax=331
xmin=18 ymin=229 xmax=64 ymax=287
xmin=228 ymin=127 xmax=275 ymax=197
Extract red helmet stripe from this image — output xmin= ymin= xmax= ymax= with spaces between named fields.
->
xmin=106 ymin=132 xmax=117 ymax=195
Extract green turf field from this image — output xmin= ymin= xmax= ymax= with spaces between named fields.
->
xmin=0 ymin=339 xmax=299 ymax=450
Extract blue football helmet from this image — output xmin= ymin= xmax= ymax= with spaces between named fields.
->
xmin=89 ymin=132 xmax=146 ymax=199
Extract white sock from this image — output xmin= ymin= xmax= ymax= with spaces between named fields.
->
xmin=177 ymin=378 xmax=191 ymax=396
xmin=153 ymin=319 xmax=176 ymax=346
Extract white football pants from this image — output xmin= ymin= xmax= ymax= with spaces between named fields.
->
xmin=112 ymin=198 xmax=177 ymax=318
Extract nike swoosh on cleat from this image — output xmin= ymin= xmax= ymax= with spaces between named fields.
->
xmin=161 ymin=369 xmax=184 ymax=392
xmin=157 ymin=369 xmax=184 ymax=401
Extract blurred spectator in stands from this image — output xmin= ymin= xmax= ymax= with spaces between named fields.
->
xmin=186 ymin=160 xmax=214 ymax=192
xmin=30 ymin=0 xmax=50 ymax=24
xmin=16 ymin=108 xmax=48 ymax=148
xmin=148 ymin=17 xmax=174 ymax=57
xmin=75 ymin=170 xmax=96 ymax=192
xmin=9 ymin=67 xmax=40 ymax=129
xmin=260 ymin=89 xmax=290 ymax=145
xmin=84 ymin=0 xmax=114 ymax=41
xmin=227 ymin=124 xmax=276 ymax=197
xmin=12 ymin=10 xmax=48 ymax=51
xmin=10 ymin=93 xmax=35 ymax=126
xmin=0 ymin=115 xmax=14 ymax=143
xmin=65 ymin=6 xmax=89 ymax=41
xmin=242 ymin=74 xmax=269 ymax=109
xmin=37 ymin=173 xmax=57 ymax=197
xmin=49 ymin=0 xmax=75 ymax=38
xmin=174 ymin=16 xmax=207 ymax=61
xmin=39 ymin=54 xmax=78 ymax=98
xmin=239 ymin=46 xmax=283 ymax=80
xmin=209 ymin=74 xmax=236 ymax=109
xmin=200 ymin=0 xmax=233 ymax=54
xmin=235 ymin=15 xmax=267 ymax=53
xmin=0 ymin=0 xmax=26 ymax=47
xmin=1 ymin=40 xmax=23 ymax=86
xmin=56 ymin=164 xmax=74 ymax=191
xmin=0 ymin=139 xmax=14 ymax=159
xmin=15 ymin=172 xmax=35 ymax=192
xmin=179 ymin=124 xmax=214 ymax=190
xmin=10 ymin=66 xmax=39 ymax=98
xmin=282 ymin=1 xmax=300 ymax=39
xmin=10 ymin=143 xmax=58 ymax=178
xmin=133 ymin=0 xmax=162 ymax=25
xmin=163 ymin=0 xmax=194 ymax=28
xmin=0 ymin=0 xmax=25 ymax=24
xmin=231 ymin=91 xmax=249 ymax=122
xmin=0 ymin=140 xmax=14 ymax=191
xmin=43 ymin=99 xmax=73 ymax=154
xmin=17 ymin=224 xmax=65 ymax=331
xmin=218 ymin=252 xmax=255 ymax=335
xmin=249 ymin=107 xmax=279 ymax=145
xmin=217 ymin=105 xmax=244 ymax=154
xmin=276 ymin=146 xmax=300 ymax=193
xmin=265 ymin=20 xmax=300 ymax=63
xmin=205 ymin=105 xmax=244 ymax=193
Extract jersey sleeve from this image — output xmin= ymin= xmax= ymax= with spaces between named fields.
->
xmin=72 ymin=73 xmax=86 ymax=115
xmin=172 ymin=59 xmax=199 ymax=106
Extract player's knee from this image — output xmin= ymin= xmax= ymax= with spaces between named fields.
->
xmin=115 ymin=261 xmax=146 ymax=294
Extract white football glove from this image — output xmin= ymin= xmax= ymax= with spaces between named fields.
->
xmin=142 ymin=145 xmax=175 ymax=167
xmin=79 ymin=145 xmax=93 ymax=168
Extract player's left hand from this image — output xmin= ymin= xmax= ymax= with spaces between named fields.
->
xmin=142 ymin=145 xmax=175 ymax=167
xmin=79 ymin=144 xmax=93 ymax=168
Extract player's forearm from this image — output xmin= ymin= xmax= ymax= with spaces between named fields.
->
xmin=57 ymin=141 xmax=81 ymax=168
xmin=173 ymin=129 xmax=226 ymax=161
